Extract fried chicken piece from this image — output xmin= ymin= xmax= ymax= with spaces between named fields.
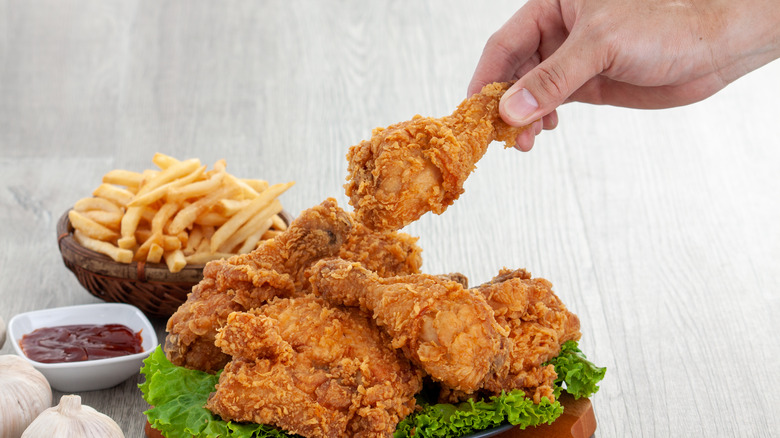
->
xmin=338 ymin=219 xmax=422 ymax=277
xmin=205 ymin=296 xmax=423 ymax=438
xmin=308 ymin=258 xmax=507 ymax=393
xmin=164 ymin=198 xmax=353 ymax=372
xmin=345 ymin=82 xmax=532 ymax=231
xmin=165 ymin=199 xmax=427 ymax=373
xmin=472 ymin=268 xmax=582 ymax=404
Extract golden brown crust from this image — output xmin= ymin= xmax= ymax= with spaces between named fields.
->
xmin=308 ymin=258 xmax=507 ymax=393
xmin=205 ymin=296 xmax=423 ymax=438
xmin=164 ymin=198 xmax=353 ymax=372
xmin=345 ymin=82 xmax=531 ymax=231
xmin=164 ymin=199 xmax=426 ymax=373
xmin=475 ymin=268 xmax=582 ymax=403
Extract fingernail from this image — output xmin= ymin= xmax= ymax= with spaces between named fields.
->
xmin=503 ymin=88 xmax=539 ymax=125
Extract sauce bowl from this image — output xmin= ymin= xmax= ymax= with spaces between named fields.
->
xmin=7 ymin=303 xmax=157 ymax=392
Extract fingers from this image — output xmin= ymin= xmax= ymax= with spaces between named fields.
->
xmin=467 ymin=2 xmax=547 ymax=96
xmin=500 ymin=34 xmax=604 ymax=126
xmin=513 ymin=111 xmax=558 ymax=152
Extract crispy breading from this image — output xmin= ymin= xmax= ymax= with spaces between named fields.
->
xmin=164 ymin=198 xmax=353 ymax=372
xmin=164 ymin=199 xmax=425 ymax=372
xmin=345 ymin=82 xmax=531 ymax=231
xmin=474 ymin=268 xmax=582 ymax=404
xmin=308 ymin=258 xmax=507 ymax=393
xmin=205 ymin=296 xmax=423 ymax=438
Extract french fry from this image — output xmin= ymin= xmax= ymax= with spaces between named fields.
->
xmin=224 ymin=173 xmax=261 ymax=199
xmin=209 ymin=182 xmax=294 ymax=252
xmin=152 ymin=152 xmax=179 ymax=170
xmin=135 ymin=158 xmax=201 ymax=198
xmin=271 ymin=213 xmax=288 ymax=231
xmin=139 ymin=170 xmax=160 ymax=192
xmin=147 ymin=243 xmax=164 ymax=263
xmin=237 ymin=219 xmax=273 ymax=254
xmin=212 ymin=159 xmax=227 ymax=173
xmin=69 ymin=210 xmax=119 ymax=241
xmin=81 ymin=210 xmax=123 ymax=231
xmin=135 ymin=227 xmax=152 ymax=244
xmin=74 ymin=230 xmax=133 ymax=263
xmin=194 ymin=211 xmax=229 ymax=227
xmin=216 ymin=200 xmax=282 ymax=253
xmin=151 ymin=202 xmax=181 ymax=235
xmin=168 ymin=185 xmax=236 ymax=235
xmin=73 ymin=197 xmax=122 ymax=214
xmin=166 ymin=171 xmax=225 ymax=203
xmin=102 ymin=169 xmax=144 ymax=189
xmin=164 ymin=249 xmax=187 ymax=273
xmin=71 ymin=153 xmax=293 ymax=272
xmin=128 ymin=165 xmax=206 ymax=207
xmin=215 ymin=199 xmax=251 ymax=217
xmin=118 ymin=206 xmax=144 ymax=249
xmin=93 ymin=184 xmax=134 ymax=207
xmin=176 ymin=230 xmax=189 ymax=248
xmin=195 ymin=236 xmax=212 ymax=255
xmin=134 ymin=233 xmax=158 ymax=261
xmin=140 ymin=206 xmax=157 ymax=223
xmin=183 ymin=226 xmax=203 ymax=256
xmin=242 ymin=178 xmax=269 ymax=194
xmin=161 ymin=235 xmax=182 ymax=251
xmin=185 ymin=251 xmax=234 ymax=265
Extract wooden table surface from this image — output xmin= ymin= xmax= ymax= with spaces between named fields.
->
xmin=1 ymin=1 xmax=778 ymax=437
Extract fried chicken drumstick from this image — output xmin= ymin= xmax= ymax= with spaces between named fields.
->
xmin=165 ymin=199 xmax=352 ymax=372
xmin=205 ymin=296 xmax=423 ymax=438
xmin=165 ymin=198 xmax=423 ymax=372
xmin=308 ymin=258 xmax=507 ymax=393
xmin=310 ymin=259 xmax=582 ymax=405
xmin=345 ymin=81 xmax=532 ymax=231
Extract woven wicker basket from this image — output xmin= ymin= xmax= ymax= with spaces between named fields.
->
xmin=57 ymin=209 xmax=291 ymax=319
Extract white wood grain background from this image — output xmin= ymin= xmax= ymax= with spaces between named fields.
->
xmin=1 ymin=1 xmax=778 ymax=437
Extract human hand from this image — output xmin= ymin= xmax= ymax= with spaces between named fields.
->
xmin=470 ymin=0 xmax=780 ymax=151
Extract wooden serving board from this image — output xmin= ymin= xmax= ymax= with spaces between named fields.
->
xmin=495 ymin=393 xmax=596 ymax=438
xmin=145 ymin=394 xmax=596 ymax=438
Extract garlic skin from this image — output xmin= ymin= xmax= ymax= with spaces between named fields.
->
xmin=1 ymin=315 xmax=6 ymax=348
xmin=0 ymin=355 xmax=52 ymax=438
xmin=22 ymin=395 xmax=124 ymax=438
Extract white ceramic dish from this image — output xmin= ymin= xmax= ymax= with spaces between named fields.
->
xmin=8 ymin=303 xmax=157 ymax=392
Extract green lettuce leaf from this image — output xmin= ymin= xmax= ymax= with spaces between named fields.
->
xmin=393 ymin=391 xmax=563 ymax=438
xmin=545 ymin=340 xmax=607 ymax=399
xmin=139 ymin=341 xmax=605 ymax=437
xmin=138 ymin=346 xmax=294 ymax=438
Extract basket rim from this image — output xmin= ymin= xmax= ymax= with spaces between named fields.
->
xmin=57 ymin=208 xmax=292 ymax=284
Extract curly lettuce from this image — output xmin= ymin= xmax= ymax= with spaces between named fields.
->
xmin=139 ymin=346 xmax=293 ymax=438
xmin=139 ymin=341 xmax=605 ymax=437
xmin=545 ymin=340 xmax=607 ymax=399
xmin=393 ymin=391 xmax=562 ymax=438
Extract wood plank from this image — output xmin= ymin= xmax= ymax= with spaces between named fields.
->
xmin=1 ymin=1 xmax=779 ymax=437
xmin=497 ymin=394 xmax=596 ymax=438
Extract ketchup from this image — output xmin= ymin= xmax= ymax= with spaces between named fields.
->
xmin=20 ymin=324 xmax=143 ymax=363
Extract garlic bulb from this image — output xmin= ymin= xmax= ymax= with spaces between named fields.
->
xmin=0 ymin=355 xmax=52 ymax=438
xmin=22 ymin=395 xmax=124 ymax=438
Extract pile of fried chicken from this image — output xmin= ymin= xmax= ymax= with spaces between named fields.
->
xmin=163 ymin=83 xmax=580 ymax=438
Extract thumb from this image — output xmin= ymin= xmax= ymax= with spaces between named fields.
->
xmin=500 ymin=39 xmax=603 ymax=126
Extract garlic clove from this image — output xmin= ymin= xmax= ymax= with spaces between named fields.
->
xmin=0 ymin=355 xmax=52 ymax=438
xmin=21 ymin=394 xmax=124 ymax=438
